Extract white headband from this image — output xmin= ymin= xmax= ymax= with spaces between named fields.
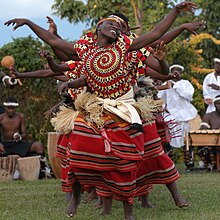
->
xmin=200 ymin=122 xmax=210 ymax=129
xmin=3 ymin=102 xmax=19 ymax=107
xmin=214 ymin=58 xmax=220 ymax=63
xmin=213 ymin=97 xmax=220 ymax=103
xmin=169 ymin=64 xmax=184 ymax=72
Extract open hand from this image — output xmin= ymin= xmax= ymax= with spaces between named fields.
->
xmin=58 ymin=81 xmax=69 ymax=95
xmin=176 ymin=2 xmax=197 ymax=14
xmin=4 ymin=18 xmax=28 ymax=31
xmin=38 ymin=50 xmax=52 ymax=60
xmin=183 ymin=18 xmax=206 ymax=35
xmin=46 ymin=16 xmax=58 ymax=35
xmin=151 ymin=41 xmax=168 ymax=61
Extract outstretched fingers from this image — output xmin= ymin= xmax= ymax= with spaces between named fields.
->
xmin=46 ymin=16 xmax=54 ymax=24
xmin=4 ymin=18 xmax=26 ymax=31
xmin=176 ymin=2 xmax=197 ymax=14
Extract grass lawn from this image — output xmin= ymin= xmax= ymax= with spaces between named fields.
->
xmin=0 ymin=165 xmax=220 ymax=220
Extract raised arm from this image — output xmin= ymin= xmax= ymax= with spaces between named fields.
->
xmin=46 ymin=16 xmax=71 ymax=61
xmin=129 ymin=1 xmax=197 ymax=51
xmin=149 ymin=19 xmax=206 ymax=48
xmin=10 ymin=68 xmax=63 ymax=79
xmin=4 ymin=18 xmax=80 ymax=60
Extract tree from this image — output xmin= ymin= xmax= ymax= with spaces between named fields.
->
xmin=0 ymin=36 xmax=60 ymax=144
xmin=52 ymin=0 xmax=170 ymax=34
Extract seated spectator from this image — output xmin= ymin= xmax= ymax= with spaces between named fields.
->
xmin=198 ymin=95 xmax=220 ymax=171
xmin=0 ymin=96 xmax=46 ymax=178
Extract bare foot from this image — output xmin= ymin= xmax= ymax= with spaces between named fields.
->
xmin=175 ymin=197 xmax=189 ymax=208
xmin=140 ymin=195 xmax=155 ymax=208
xmin=141 ymin=202 xmax=156 ymax=208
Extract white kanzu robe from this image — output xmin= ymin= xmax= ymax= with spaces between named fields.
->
xmin=203 ymin=72 xmax=220 ymax=113
xmin=158 ymin=80 xmax=197 ymax=148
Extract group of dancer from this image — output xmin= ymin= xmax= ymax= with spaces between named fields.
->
xmin=4 ymin=2 xmax=206 ymax=219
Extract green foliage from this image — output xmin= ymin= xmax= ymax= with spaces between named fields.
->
xmin=0 ymin=36 xmax=60 ymax=145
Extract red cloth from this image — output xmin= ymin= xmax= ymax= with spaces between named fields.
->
xmin=66 ymin=114 xmax=179 ymax=203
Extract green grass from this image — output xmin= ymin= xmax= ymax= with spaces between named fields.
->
xmin=0 ymin=166 xmax=220 ymax=220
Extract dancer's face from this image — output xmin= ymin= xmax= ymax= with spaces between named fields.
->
xmin=98 ymin=20 xmax=121 ymax=42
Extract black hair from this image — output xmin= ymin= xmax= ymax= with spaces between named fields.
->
xmin=5 ymin=96 xmax=18 ymax=104
xmin=112 ymin=12 xmax=129 ymax=26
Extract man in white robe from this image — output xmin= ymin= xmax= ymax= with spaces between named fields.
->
xmin=203 ymin=58 xmax=220 ymax=113
xmin=158 ymin=64 xmax=197 ymax=170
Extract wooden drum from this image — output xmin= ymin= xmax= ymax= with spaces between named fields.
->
xmin=47 ymin=132 xmax=61 ymax=179
xmin=0 ymin=155 xmax=20 ymax=181
xmin=17 ymin=156 xmax=40 ymax=181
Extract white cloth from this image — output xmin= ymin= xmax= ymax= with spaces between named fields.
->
xmin=203 ymin=72 xmax=220 ymax=113
xmin=96 ymin=88 xmax=142 ymax=125
xmin=158 ymin=80 xmax=197 ymax=121
xmin=158 ymin=80 xmax=197 ymax=148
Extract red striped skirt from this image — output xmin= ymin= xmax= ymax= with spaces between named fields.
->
xmin=67 ymin=113 xmax=179 ymax=203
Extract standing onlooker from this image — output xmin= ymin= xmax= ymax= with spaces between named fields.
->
xmin=158 ymin=64 xmax=197 ymax=171
xmin=203 ymin=58 xmax=220 ymax=113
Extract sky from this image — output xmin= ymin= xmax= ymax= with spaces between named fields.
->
xmin=0 ymin=0 xmax=88 ymax=47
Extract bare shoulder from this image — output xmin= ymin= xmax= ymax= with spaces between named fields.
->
xmin=17 ymin=112 xmax=25 ymax=119
xmin=0 ymin=113 xmax=6 ymax=121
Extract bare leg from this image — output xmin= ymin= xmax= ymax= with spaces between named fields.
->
xmin=67 ymin=181 xmax=81 ymax=217
xmin=140 ymin=194 xmax=155 ymax=208
xmin=29 ymin=142 xmax=44 ymax=154
xmin=123 ymin=201 xmax=135 ymax=220
xmin=83 ymin=187 xmax=97 ymax=203
xmin=94 ymin=196 xmax=103 ymax=209
xmin=65 ymin=192 xmax=72 ymax=201
xmin=100 ymin=197 xmax=112 ymax=215
xmin=166 ymin=182 xmax=189 ymax=208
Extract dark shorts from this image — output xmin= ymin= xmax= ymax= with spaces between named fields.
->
xmin=0 ymin=140 xmax=33 ymax=157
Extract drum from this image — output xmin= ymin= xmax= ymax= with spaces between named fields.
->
xmin=0 ymin=155 xmax=20 ymax=181
xmin=17 ymin=156 xmax=40 ymax=181
xmin=188 ymin=114 xmax=202 ymax=131
xmin=47 ymin=132 xmax=61 ymax=179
